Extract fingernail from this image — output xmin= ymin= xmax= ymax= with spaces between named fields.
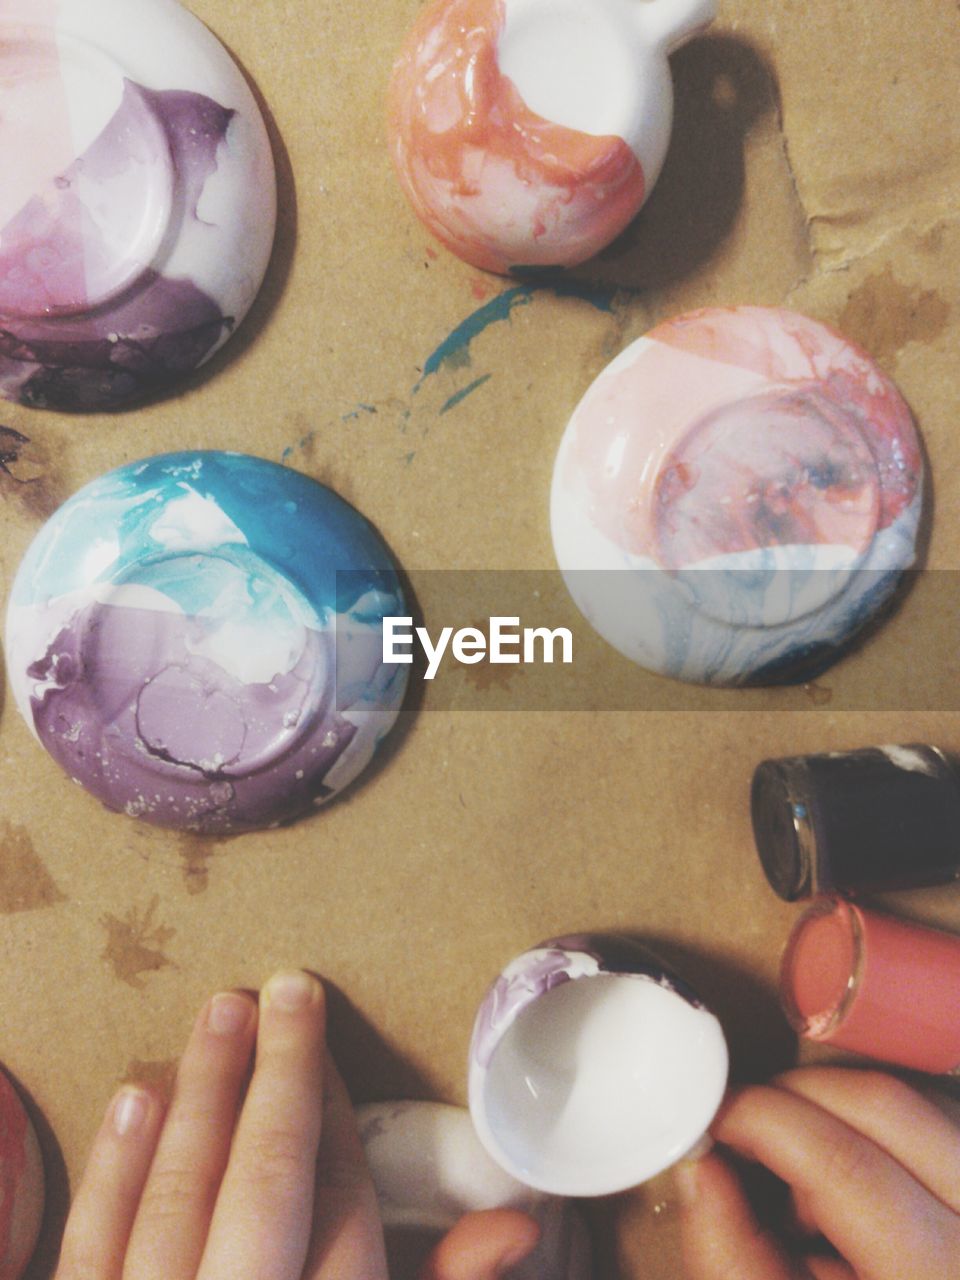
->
xmin=674 ymin=1159 xmax=700 ymax=1208
xmin=207 ymin=991 xmax=254 ymax=1036
xmin=263 ymin=970 xmax=319 ymax=1013
xmin=113 ymin=1087 xmax=149 ymax=1137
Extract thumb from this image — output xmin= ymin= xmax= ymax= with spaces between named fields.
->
xmin=418 ymin=1209 xmax=541 ymax=1280
xmin=677 ymin=1152 xmax=800 ymax=1280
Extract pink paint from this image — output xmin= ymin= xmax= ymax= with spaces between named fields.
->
xmin=0 ymin=77 xmax=173 ymax=318
xmin=781 ymin=897 xmax=960 ymax=1074
xmin=562 ymin=307 xmax=921 ymax=565
xmin=0 ymin=1069 xmax=44 ymax=1280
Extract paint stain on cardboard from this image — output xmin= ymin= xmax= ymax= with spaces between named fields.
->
xmin=122 ymin=1057 xmax=178 ymax=1102
xmin=0 ymin=821 xmax=66 ymax=914
xmin=100 ymin=895 xmax=176 ymax=989
xmin=0 ymin=425 xmax=62 ymax=519
xmin=178 ymin=834 xmax=220 ymax=895
xmin=838 ymin=267 xmax=949 ymax=366
xmin=804 ymin=681 xmax=833 ymax=706
xmin=455 ymin=622 xmax=524 ymax=692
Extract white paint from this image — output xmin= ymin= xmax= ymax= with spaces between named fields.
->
xmin=149 ymin=491 xmax=247 ymax=552
xmin=80 ymin=536 xmax=121 ymax=585
xmin=499 ymin=0 xmax=642 ymax=140
xmin=185 ymin=612 xmax=311 ymax=686
xmin=500 ymin=0 xmax=715 ymax=177
xmin=878 ymin=744 xmax=938 ymax=776
xmin=472 ymin=974 xmax=728 ymax=1196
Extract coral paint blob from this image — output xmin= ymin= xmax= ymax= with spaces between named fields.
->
xmin=388 ymin=0 xmax=693 ymax=274
xmin=0 ymin=1070 xmax=44 ymax=1280
xmin=781 ymin=898 xmax=960 ymax=1074
xmin=782 ymin=899 xmax=858 ymax=1034
xmin=551 ymin=306 xmax=924 ymax=685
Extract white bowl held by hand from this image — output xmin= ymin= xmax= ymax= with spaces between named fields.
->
xmin=468 ymin=935 xmax=728 ymax=1197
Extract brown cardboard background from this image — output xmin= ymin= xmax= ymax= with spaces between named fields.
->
xmin=2 ymin=1 xmax=960 ymax=1276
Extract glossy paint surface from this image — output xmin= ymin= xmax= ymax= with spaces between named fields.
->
xmin=0 ymin=1070 xmax=43 ymax=1280
xmin=468 ymin=936 xmax=728 ymax=1196
xmin=6 ymin=452 xmax=408 ymax=832
xmin=551 ymin=306 xmax=924 ymax=685
xmin=388 ymin=0 xmax=709 ymax=273
xmin=0 ymin=0 xmax=276 ymax=410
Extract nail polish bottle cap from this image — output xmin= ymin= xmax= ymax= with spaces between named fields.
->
xmin=752 ymin=745 xmax=960 ymax=900
xmin=781 ymin=897 xmax=960 ymax=1075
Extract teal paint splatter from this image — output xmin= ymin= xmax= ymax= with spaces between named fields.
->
xmin=279 ymin=280 xmax=624 ymax=460
xmin=414 ymin=280 xmax=620 ymax=393
xmin=439 ymin=373 xmax=493 ymax=415
xmin=416 ymin=286 xmax=534 ymax=389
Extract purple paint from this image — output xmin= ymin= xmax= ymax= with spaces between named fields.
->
xmin=28 ymin=601 xmax=359 ymax=832
xmin=0 ymin=82 xmax=236 ymax=411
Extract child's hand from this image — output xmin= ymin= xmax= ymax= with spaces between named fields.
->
xmin=677 ymin=1067 xmax=960 ymax=1280
xmin=54 ymin=973 xmax=537 ymax=1280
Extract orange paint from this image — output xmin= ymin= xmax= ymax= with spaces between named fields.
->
xmin=781 ymin=898 xmax=960 ymax=1074
xmin=388 ymin=0 xmax=644 ymax=273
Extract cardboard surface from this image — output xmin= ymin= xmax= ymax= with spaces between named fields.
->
xmin=2 ymin=1 xmax=960 ymax=1276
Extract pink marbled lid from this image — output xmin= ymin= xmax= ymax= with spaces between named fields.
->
xmin=559 ymin=306 xmax=922 ymax=571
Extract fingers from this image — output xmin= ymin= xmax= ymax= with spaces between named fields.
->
xmin=419 ymin=1210 xmax=541 ymax=1280
xmin=675 ymin=1151 xmax=800 ymax=1280
xmin=776 ymin=1068 xmax=960 ymax=1211
xmin=55 ymin=1086 xmax=164 ymax=1280
xmin=303 ymin=1052 xmax=388 ymax=1279
xmin=714 ymin=1084 xmax=960 ymax=1280
xmin=198 ymin=971 xmax=326 ymax=1280
xmin=123 ymin=990 xmax=258 ymax=1279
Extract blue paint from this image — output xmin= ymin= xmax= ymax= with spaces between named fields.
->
xmin=415 ymin=280 xmax=622 ymax=394
xmin=417 ymin=286 xmax=535 ymax=387
xmin=12 ymin=451 xmax=403 ymax=619
xmin=440 ymin=373 xmax=493 ymax=415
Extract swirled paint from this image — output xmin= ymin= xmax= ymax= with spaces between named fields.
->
xmin=388 ymin=0 xmax=715 ymax=274
xmin=551 ymin=306 xmax=924 ymax=685
xmin=0 ymin=0 xmax=276 ymax=411
xmin=6 ymin=453 xmax=408 ymax=833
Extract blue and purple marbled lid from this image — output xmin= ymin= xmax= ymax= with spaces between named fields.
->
xmin=5 ymin=451 xmax=408 ymax=832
